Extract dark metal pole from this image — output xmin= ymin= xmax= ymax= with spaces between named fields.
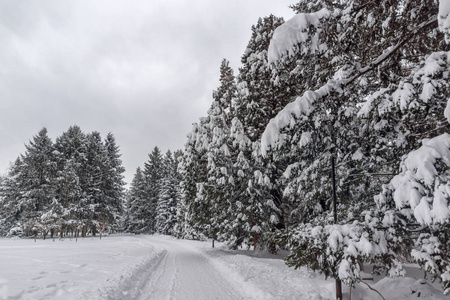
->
xmin=331 ymin=156 xmax=342 ymax=300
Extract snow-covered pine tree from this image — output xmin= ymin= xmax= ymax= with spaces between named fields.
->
xmin=102 ymin=133 xmax=126 ymax=232
xmin=235 ymin=15 xmax=295 ymax=250
xmin=54 ymin=125 xmax=88 ymax=236
xmin=174 ymin=119 xmax=209 ymax=240
xmin=1 ymin=126 xmax=126 ymax=238
xmin=226 ymin=117 xmax=265 ymax=249
xmin=236 ymin=15 xmax=287 ymax=141
xmin=144 ymin=146 xmax=164 ymax=233
xmin=0 ymin=157 xmax=25 ymax=235
xmin=261 ymin=0 xmax=450 ymax=287
xmin=54 ymin=159 xmax=82 ymax=238
xmin=19 ymin=128 xmax=57 ymax=237
xmin=375 ymin=134 xmax=450 ymax=295
xmin=203 ymin=59 xmax=240 ymax=244
xmin=125 ymin=167 xmax=149 ymax=233
xmin=84 ymin=131 xmax=108 ymax=236
xmin=155 ymin=150 xmax=181 ymax=235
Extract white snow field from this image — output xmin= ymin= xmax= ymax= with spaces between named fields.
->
xmin=0 ymin=234 xmax=446 ymax=300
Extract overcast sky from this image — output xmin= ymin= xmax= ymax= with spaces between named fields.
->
xmin=0 ymin=0 xmax=294 ymax=186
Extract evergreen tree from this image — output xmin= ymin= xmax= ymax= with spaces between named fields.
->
xmin=54 ymin=126 xmax=89 ymax=236
xmin=236 ymin=15 xmax=287 ymax=141
xmin=0 ymin=158 xmax=25 ymax=235
xmin=260 ymin=0 xmax=450 ymax=288
xmin=84 ymin=131 xmax=107 ymax=236
xmin=102 ymin=133 xmax=126 ymax=231
xmin=203 ymin=59 xmax=239 ymax=243
xmin=125 ymin=167 xmax=149 ymax=233
xmin=174 ymin=120 xmax=209 ymax=240
xmin=19 ymin=128 xmax=57 ymax=236
xmin=55 ymin=159 xmax=82 ymax=237
xmin=155 ymin=150 xmax=182 ymax=235
xmin=144 ymin=146 xmax=164 ymax=232
xmin=235 ymin=15 xmax=294 ymax=250
xmin=226 ymin=117 xmax=266 ymax=249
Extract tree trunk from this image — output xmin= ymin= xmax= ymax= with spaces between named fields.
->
xmin=253 ymin=233 xmax=260 ymax=250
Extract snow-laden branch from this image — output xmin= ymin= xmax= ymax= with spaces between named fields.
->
xmin=268 ymin=8 xmax=331 ymax=64
xmin=374 ymin=133 xmax=450 ymax=295
xmin=376 ymin=133 xmax=450 ymax=226
xmin=440 ymin=0 xmax=450 ymax=43
xmin=261 ymin=82 xmax=339 ymax=156
xmin=261 ymin=14 xmax=439 ymax=156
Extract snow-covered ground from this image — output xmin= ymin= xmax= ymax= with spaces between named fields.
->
xmin=0 ymin=235 xmax=446 ymax=300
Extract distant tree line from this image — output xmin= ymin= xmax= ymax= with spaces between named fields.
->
xmin=0 ymin=126 xmax=125 ymax=239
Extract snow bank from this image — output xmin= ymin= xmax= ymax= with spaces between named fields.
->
xmin=195 ymin=239 xmax=446 ymax=300
xmin=197 ymin=243 xmax=334 ymax=300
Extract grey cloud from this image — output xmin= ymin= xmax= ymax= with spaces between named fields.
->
xmin=0 ymin=0 xmax=294 ymax=185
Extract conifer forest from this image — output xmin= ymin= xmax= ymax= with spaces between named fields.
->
xmin=1 ymin=0 xmax=450 ymax=296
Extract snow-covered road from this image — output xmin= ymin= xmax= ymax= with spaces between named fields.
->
xmin=127 ymin=238 xmax=243 ymax=300
xmin=0 ymin=235 xmax=446 ymax=300
xmin=0 ymin=235 xmax=333 ymax=300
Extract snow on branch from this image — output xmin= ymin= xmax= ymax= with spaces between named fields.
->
xmin=268 ymin=8 xmax=331 ymax=64
xmin=440 ymin=0 xmax=450 ymax=43
xmin=358 ymin=51 xmax=450 ymax=121
xmin=286 ymin=220 xmax=403 ymax=285
xmin=260 ymin=82 xmax=339 ymax=156
xmin=262 ymin=13 xmax=441 ymax=156
xmin=376 ymin=133 xmax=450 ymax=225
xmin=373 ymin=134 xmax=450 ymax=295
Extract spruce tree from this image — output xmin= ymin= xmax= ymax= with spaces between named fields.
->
xmin=102 ymin=133 xmax=126 ymax=231
xmin=20 ymin=128 xmax=57 ymax=236
xmin=155 ymin=150 xmax=181 ymax=235
xmin=235 ymin=15 xmax=294 ymax=249
xmin=125 ymin=167 xmax=149 ymax=233
xmin=204 ymin=59 xmax=239 ymax=243
xmin=175 ymin=120 xmax=209 ymax=240
xmin=144 ymin=146 xmax=164 ymax=233
xmin=0 ymin=158 xmax=25 ymax=235
xmin=54 ymin=126 xmax=88 ymax=236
